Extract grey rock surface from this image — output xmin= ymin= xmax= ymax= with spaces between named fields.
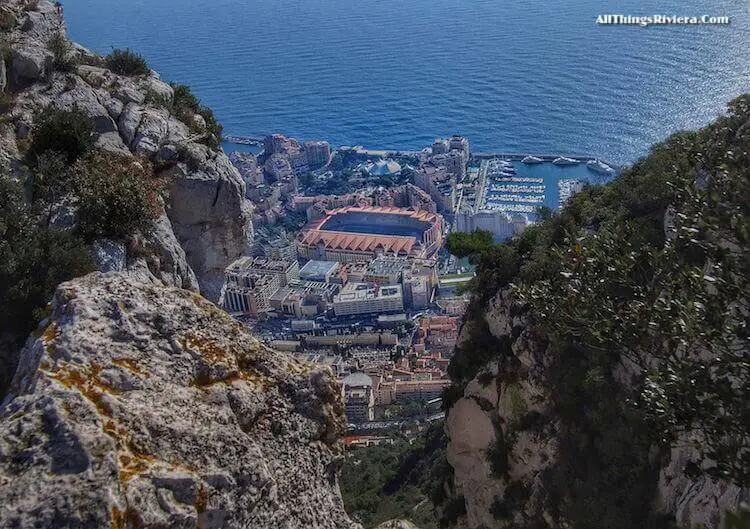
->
xmin=162 ymin=146 xmax=252 ymax=301
xmin=140 ymin=213 xmax=200 ymax=292
xmin=375 ymin=521 xmax=421 ymax=529
xmin=91 ymin=238 xmax=127 ymax=272
xmin=0 ymin=272 xmax=360 ymax=529
xmin=0 ymin=59 xmax=6 ymax=92
xmin=10 ymin=43 xmax=52 ymax=83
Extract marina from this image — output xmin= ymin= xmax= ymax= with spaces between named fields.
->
xmin=477 ymin=155 xmax=620 ymax=217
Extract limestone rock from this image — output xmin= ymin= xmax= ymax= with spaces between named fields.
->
xmin=145 ymin=75 xmax=173 ymax=100
xmin=375 ymin=521 xmax=421 ymax=529
xmin=132 ymin=106 xmax=170 ymax=156
xmin=0 ymin=59 xmax=6 ymax=92
xmin=162 ymin=147 xmax=252 ymax=301
xmin=656 ymin=439 xmax=748 ymax=529
xmin=140 ymin=213 xmax=200 ymax=291
xmin=17 ymin=1 xmax=59 ymax=41
xmin=0 ymin=272 xmax=360 ymax=529
xmin=91 ymin=238 xmax=127 ymax=272
xmin=118 ymin=102 xmax=143 ymax=147
xmin=10 ymin=43 xmax=52 ymax=83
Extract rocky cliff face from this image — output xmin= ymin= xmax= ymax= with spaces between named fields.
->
xmin=0 ymin=0 xmax=252 ymax=300
xmin=0 ymin=3 xmax=364 ymax=527
xmin=445 ymin=290 xmax=747 ymax=529
xmin=0 ymin=271 xmax=358 ymax=528
xmin=439 ymin=105 xmax=750 ymax=528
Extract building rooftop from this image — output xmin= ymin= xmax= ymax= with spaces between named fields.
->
xmin=299 ymin=260 xmax=340 ymax=279
xmin=343 ymin=372 xmax=373 ymax=388
xmin=335 ymin=283 xmax=403 ymax=302
xmin=226 ymin=256 xmax=295 ymax=274
xmin=367 ymin=256 xmax=412 ymax=276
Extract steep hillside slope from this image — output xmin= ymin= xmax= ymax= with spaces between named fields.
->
xmin=441 ymin=98 xmax=750 ymax=529
xmin=0 ymin=0 xmax=253 ymax=394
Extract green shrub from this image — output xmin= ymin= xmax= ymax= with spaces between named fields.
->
xmin=105 ymin=48 xmax=149 ymax=76
xmin=170 ymin=83 xmax=223 ymax=149
xmin=144 ymin=87 xmax=172 ymax=108
xmin=47 ymin=32 xmax=77 ymax=73
xmin=0 ymin=175 xmax=94 ymax=351
xmin=445 ymin=229 xmax=495 ymax=259
xmin=25 ymin=106 xmax=95 ymax=168
xmin=73 ymin=151 xmax=161 ymax=240
xmin=30 ymin=150 xmax=71 ymax=209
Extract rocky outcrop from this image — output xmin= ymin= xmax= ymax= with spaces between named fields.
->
xmin=139 ymin=213 xmax=200 ymax=292
xmin=0 ymin=272 xmax=359 ymax=529
xmin=0 ymin=0 xmax=253 ymax=301
xmin=375 ymin=521 xmax=421 ymax=529
xmin=163 ymin=144 xmax=252 ymax=300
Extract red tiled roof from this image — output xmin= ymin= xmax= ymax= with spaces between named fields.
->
xmin=298 ymin=205 xmax=440 ymax=256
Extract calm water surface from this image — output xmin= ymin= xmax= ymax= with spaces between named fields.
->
xmin=62 ymin=0 xmax=750 ymax=163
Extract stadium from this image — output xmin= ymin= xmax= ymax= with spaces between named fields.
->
xmin=297 ymin=206 xmax=444 ymax=263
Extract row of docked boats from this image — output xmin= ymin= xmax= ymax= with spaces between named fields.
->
xmin=521 ymin=155 xmax=579 ymax=166
xmin=519 ymin=155 xmax=616 ymax=176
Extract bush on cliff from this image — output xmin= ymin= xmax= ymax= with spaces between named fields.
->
xmin=25 ymin=106 xmax=95 ymax=168
xmin=47 ymin=31 xmax=77 ymax=73
xmin=0 ymin=175 xmax=94 ymax=373
xmin=105 ymin=48 xmax=149 ymax=76
xmin=73 ymin=151 xmax=162 ymax=240
xmin=169 ymin=83 xmax=223 ymax=149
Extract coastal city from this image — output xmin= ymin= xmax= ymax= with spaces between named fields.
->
xmin=221 ymin=133 xmax=618 ymax=442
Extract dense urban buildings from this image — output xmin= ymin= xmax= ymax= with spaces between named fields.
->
xmin=333 ymin=283 xmax=404 ymax=316
xmin=224 ymin=132 xmax=604 ymax=425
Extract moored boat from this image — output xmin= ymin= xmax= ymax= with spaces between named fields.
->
xmin=553 ymin=156 xmax=580 ymax=166
xmin=586 ymin=159 xmax=615 ymax=175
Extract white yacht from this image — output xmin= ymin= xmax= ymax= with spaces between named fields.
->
xmin=586 ymin=159 xmax=615 ymax=175
xmin=552 ymin=156 xmax=580 ymax=166
xmin=521 ymin=155 xmax=544 ymax=164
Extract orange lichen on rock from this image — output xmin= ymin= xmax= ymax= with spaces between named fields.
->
xmin=118 ymin=451 xmax=153 ymax=483
xmin=112 ymin=358 xmax=150 ymax=379
xmin=181 ymin=332 xmax=236 ymax=365
xmin=195 ymin=484 xmax=208 ymax=514
xmin=47 ymin=362 xmax=119 ymax=416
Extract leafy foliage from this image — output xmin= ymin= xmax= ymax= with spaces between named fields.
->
xmin=47 ymin=31 xmax=77 ymax=73
xmin=447 ymin=95 xmax=750 ymax=526
xmin=72 ymin=151 xmax=162 ymax=240
xmin=105 ymin=48 xmax=149 ymax=76
xmin=340 ymin=423 xmax=449 ymax=528
xmin=168 ymin=83 xmax=223 ymax=149
xmin=0 ymin=175 xmax=94 ymax=370
xmin=445 ymin=229 xmax=495 ymax=260
xmin=25 ymin=106 xmax=95 ymax=168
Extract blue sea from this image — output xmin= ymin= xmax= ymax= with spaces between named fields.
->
xmin=62 ymin=0 xmax=749 ymax=164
